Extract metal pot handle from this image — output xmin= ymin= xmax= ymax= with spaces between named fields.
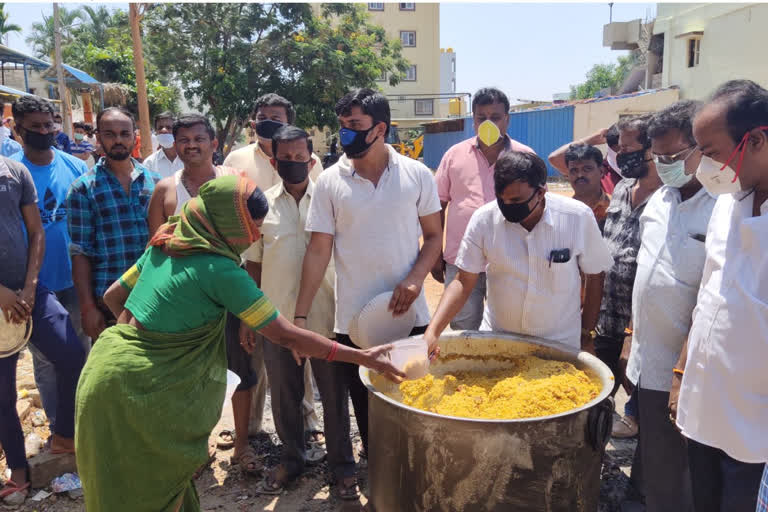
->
xmin=587 ymin=396 xmax=614 ymax=451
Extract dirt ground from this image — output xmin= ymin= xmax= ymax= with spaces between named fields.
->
xmin=5 ymin=180 xmax=644 ymax=512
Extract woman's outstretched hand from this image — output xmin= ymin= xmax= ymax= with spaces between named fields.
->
xmin=359 ymin=344 xmax=405 ymax=383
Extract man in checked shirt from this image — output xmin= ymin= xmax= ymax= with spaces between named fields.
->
xmin=66 ymin=108 xmax=159 ymax=342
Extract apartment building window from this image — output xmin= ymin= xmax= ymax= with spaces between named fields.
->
xmin=451 ymin=78 xmax=456 ymax=92
xmin=376 ymin=70 xmax=387 ymax=81
xmin=687 ymin=37 xmax=701 ymax=68
xmin=400 ymin=31 xmax=416 ymax=47
xmin=404 ymin=65 xmax=417 ymax=81
xmin=368 ymin=3 xmax=384 ymax=11
xmin=451 ymin=58 xmax=456 ymax=73
xmin=399 ymin=3 xmax=416 ymax=11
xmin=414 ymin=99 xmax=434 ymax=116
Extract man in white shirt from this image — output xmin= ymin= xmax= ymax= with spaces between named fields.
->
xmin=424 ymin=151 xmax=613 ymax=354
xmin=223 ymin=93 xmax=323 ymax=189
xmin=224 ymin=93 xmax=324 ymax=439
xmin=672 ymin=79 xmax=768 ymax=512
xmin=624 ymin=99 xmax=714 ymax=512
xmin=141 ymin=112 xmax=183 ymax=179
xmin=294 ymin=88 xmax=442 ymax=500
xmin=244 ymin=126 xmax=338 ymax=494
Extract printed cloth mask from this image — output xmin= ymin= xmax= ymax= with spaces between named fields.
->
xmin=696 ymin=126 xmax=768 ymax=195
xmin=497 ymin=188 xmax=541 ymax=223
xmin=339 ymin=126 xmax=377 ymax=159
xmin=256 ymin=120 xmax=284 ymax=139
xmin=477 ymin=120 xmax=501 ymax=147
xmin=23 ymin=129 xmax=54 ymax=151
xmin=276 ymin=159 xmax=310 ymax=184
xmin=156 ymin=133 xmax=175 ymax=149
xmin=605 ymin=147 xmax=623 ymax=177
xmin=616 ymin=148 xmax=650 ymax=178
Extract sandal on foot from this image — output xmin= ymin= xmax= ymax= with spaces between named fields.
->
xmin=256 ymin=465 xmax=298 ymax=495
xmin=1 ymin=479 xmax=30 ymax=507
xmin=306 ymin=444 xmax=326 ymax=465
xmin=193 ymin=446 xmax=217 ymax=480
xmin=306 ymin=430 xmax=325 ymax=446
xmin=335 ymin=476 xmax=360 ymax=501
xmin=216 ymin=429 xmax=235 ymax=449
xmin=231 ymin=446 xmax=263 ymax=476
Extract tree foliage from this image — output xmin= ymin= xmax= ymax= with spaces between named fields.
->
xmin=61 ymin=7 xmax=178 ymax=117
xmin=145 ymin=3 xmax=409 ymax=146
xmin=26 ymin=6 xmax=83 ymax=60
xmin=570 ymin=54 xmax=635 ymax=100
xmin=0 ymin=3 xmax=22 ymax=40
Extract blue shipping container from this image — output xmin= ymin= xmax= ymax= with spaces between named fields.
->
xmin=422 ymin=106 xmax=574 ymax=177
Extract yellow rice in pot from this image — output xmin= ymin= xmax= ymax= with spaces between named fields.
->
xmin=397 ymin=355 xmax=601 ymax=419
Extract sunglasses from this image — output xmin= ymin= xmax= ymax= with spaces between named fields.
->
xmin=653 ymin=146 xmax=696 ymax=165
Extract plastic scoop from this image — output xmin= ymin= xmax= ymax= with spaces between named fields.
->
xmin=389 ymin=337 xmax=429 ymax=380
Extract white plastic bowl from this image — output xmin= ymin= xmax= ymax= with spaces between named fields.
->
xmin=348 ymin=291 xmax=417 ymax=349
xmin=222 ymin=370 xmax=241 ymax=411
xmin=389 ymin=337 xmax=429 ymax=380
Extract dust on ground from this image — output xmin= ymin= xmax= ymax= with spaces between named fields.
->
xmin=6 ymin=180 xmax=645 ymax=512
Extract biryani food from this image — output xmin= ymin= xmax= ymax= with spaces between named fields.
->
xmin=396 ymin=355 xmax=601 ymax=419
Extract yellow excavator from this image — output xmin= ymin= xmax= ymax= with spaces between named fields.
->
xmin=387 ymin=122 xmax=424 ymax=160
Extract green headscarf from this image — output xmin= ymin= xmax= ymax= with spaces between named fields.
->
xmin=149 ymin=175 xmax=261 ymax=262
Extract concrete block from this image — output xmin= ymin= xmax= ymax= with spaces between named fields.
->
xmin=28 ymin=452 xmax=77 ymax=489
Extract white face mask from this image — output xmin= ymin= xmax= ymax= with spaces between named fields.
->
xmin=53 ymin=123 xmax=62 ymax=132
xmin=655 ymin=159 xmax=694 ymax=189
xmin=605 ymin=147 xmax=623 ymax=178
xmin=156 ymin=133 xmax=175 ymax=149
xmin=695 ymin=155 xmax=741 ymax=195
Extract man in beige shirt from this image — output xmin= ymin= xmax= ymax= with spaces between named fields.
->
xmin=243 ymin=126 xmax=340 ymax=494
xmin=224 ymin=93 xmax=323 ymax=189
xmin=223 ymin=93 xmax=323 ymax=438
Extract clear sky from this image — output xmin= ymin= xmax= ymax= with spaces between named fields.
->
xmin=441 ymin=2 xmax=656 ymax=102
xmin=5 ymin=2 xmax=655 ymax=102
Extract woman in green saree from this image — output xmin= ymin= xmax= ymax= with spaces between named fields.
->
xmin=74 ymin=175 xmax=401 ymax=512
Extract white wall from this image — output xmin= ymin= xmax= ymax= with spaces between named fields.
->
xmin=573 ymin=88 xmax=679 ymax=140
xmin=654 ymin=3 xmax=768 ymax=99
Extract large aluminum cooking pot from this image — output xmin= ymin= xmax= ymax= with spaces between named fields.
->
xmin=360 ymin=330 xmax=615 ymax=512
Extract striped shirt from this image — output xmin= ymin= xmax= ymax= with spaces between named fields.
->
xmin=596 ymin=179 xmax=652 ymax=339
xmin=456 ymin=193 xmax=614 ymax=348
xmin=66 ymin=157 xmax=159 ymax=298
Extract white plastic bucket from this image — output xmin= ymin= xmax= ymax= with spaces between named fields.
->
xmin=223 ymin=370 xmax=241 ymax=410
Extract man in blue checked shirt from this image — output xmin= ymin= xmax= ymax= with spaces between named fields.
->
xmin=66 ymin=107 xmax=159 ymax=342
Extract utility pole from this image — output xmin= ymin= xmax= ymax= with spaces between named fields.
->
xmin=609 ymin=2 xmax=614 ymax=23
xmin=53 ymin=3 xmax=72 ymax=137
xmin=129 ymin=3 xmax=152 ymax=158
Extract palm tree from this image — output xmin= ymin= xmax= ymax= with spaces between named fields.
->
xmin=26 ymin=7 xmax=82 ymax=59
xmin=80 ymin=5 xmax=113 ymax=44
xmin=0 ymin=3 xmax=22 ymax=45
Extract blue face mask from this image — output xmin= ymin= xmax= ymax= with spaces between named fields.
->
xmin=655 ymin=159 xmax=694 ymax=188
xmin=339 ymin=126 xmax=378 ymax=159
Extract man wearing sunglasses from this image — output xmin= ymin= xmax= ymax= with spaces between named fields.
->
xmin=622 ymin=99 xmax=715 ymax=512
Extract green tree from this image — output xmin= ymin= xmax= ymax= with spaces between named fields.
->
xmin=145 ymin=3 xmax=409 ymax=150
xmin=570 ymin=54 xmax=635 ymax=100
xmin=0 ymin=3 xmax=22 ymax=43
xmin=26 ymin=7 xmax=83 ymax=59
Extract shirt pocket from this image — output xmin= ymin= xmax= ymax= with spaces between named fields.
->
xmin=674 ymin=236 xmax=707 ymax=287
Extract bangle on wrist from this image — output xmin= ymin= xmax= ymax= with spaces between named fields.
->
xmin=624 ymin=327 xmax=633 ymax=336
xmin=672 ymin=367 xmax=684 ymax=376
xmin=294 ymin=315 xmax=307 ymax=320
xmin=325 ymin=341 xmax=339 ymax=362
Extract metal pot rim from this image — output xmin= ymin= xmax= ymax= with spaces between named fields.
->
xmin=360 ymin=330 xmax=614 ymax=424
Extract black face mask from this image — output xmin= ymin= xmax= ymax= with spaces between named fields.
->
xmin=256 ymin=120 xmax=284 ymax=139
xmin=276 ymin=159 xmax=310 ymax=184
xmin=22 ymin=129 xmax=54 ymax=151
xmin=497 ymin=188 xmax=541 ymax=223
xmin=339 ymin=126 xmax=378 ymax=159
xmin=616 ymin=149 xmax=651 ymax=179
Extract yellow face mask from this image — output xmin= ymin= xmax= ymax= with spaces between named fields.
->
xmin=477 ymin=120 xmax=502 ymax=147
